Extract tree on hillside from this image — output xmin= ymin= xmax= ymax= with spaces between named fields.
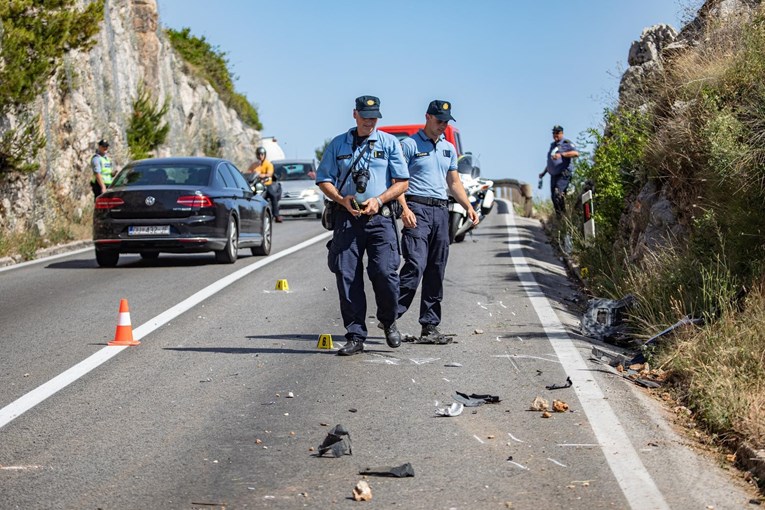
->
xmin=315 ymin=138 xmax=331 ymax=162
xmin=0 ymin=0 xmax=105 ymax=176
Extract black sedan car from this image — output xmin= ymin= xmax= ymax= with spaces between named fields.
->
xmin=93 ymin=157 xmax=272 ymax=267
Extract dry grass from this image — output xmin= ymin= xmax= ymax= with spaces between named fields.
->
xmin=658 ymin=285 xmax=765 ymax=450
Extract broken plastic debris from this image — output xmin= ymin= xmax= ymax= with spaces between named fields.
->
xmin=444 ymin=362 xmax=463 ymax=367
xmin=317 ymin=424 xmax=352 ymax=457
xmin=580 ymin=294 xmax=635 ymax=342
xmin=454 ymin=392 xmax=501 ymax=407
xmin=359 ymin=463 xmax=415 ymax=478
xmin=435 ymin=402 xmax=464 ymax=417
xmin=546 ymin=377 xmax=572 ymax=390
xmin=352 ymin=480 xmax=372 ymax=501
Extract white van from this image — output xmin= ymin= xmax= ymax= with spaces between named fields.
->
xmin=260 ymin=136 xmax=286 ymax=161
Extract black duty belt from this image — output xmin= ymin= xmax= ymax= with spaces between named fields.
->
xmin=405 ymin=195 xmax=448 ymax=207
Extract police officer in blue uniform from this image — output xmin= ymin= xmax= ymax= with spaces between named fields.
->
xmin=539 ymin=125 xmax=579 ymax=215
xmin=396 ymin=100 xmax=478 ymax=344
xmin=316 ymin=96 xmax=410 ymax=356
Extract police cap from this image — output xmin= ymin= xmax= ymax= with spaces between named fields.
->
xmin=355 ymin=95 xmax=382 ymax=119
xmin=98 ymin=139 xmax=109 ymax=147
xmin=427 ymin=100 xmax=455 ymax=122
xmin=552 ymin=125 xmax=564 ymax=134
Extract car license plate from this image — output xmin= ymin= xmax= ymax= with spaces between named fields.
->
xmin=128 ymin=225 xmax=170 ymax=236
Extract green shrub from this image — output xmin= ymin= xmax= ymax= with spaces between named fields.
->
xmin=0 ymin=0 xmax=104 ymax=177
xmin=166 ymin=27 xmax=262 ymax=130
xmin=127 ymin=85 xmax=170 ymax=161
xmin=576 ymin=108 xmax=651 ymax=245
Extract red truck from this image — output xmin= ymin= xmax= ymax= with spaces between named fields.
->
xmin=377 ymin=124 xmax=464 ymax=156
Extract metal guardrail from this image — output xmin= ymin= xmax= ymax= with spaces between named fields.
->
xmin=493 ymin=179 xmax=533 ymax=217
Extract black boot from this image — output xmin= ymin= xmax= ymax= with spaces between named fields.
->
xmin=338 ymin=339 xmax=364 ymax=356
xmin=384 ymin=322 xmax=402 ymax=348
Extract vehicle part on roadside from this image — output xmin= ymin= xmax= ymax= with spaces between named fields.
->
xmin=435 ymin=402 xmax=464 ymax=417
xmin=546 ymin=376 xmax=573 ymax=390
xmin=552 ymin=400 xmax=569 ymax=412
xmin=359 ymin=463 xmax=415 ymax=478
xmin=317 ymin=424 xmax=352 ymax=457
xmin=454 ymin=392 xmax=501 ymax=407
xmin=530 ymin=396 xmax=550 ymax=412
xmin=579 ymin=294 xmax=636 ymax=343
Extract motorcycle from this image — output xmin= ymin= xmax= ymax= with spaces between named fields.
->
xmin=448 ymin=175 xmax=495 ymax=244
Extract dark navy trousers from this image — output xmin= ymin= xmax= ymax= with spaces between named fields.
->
xmin=550 ymin=172 xmax=570 ymax=214
xmin=327 ymin=209 xmax=400 ymax=342
xmin=398 ymin=201 xmax=449 ymax=327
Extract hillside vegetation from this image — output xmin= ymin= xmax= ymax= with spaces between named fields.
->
xmin=561 ymin=6 xmax=765 ymax=462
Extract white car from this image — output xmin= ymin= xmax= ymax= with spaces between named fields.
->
xmin=274 ymin=159 xmax=325 ymax=218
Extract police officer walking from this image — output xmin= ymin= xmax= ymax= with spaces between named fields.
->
xmin=91 ymin=139 xmax=113 ymax=200
xmin=396 ymin=100 xmax=478 ymax=344
xmin=315 ymin=96 xmax=409 ymax=356
xmin=538 ymin=125 xmax=579 ymax=216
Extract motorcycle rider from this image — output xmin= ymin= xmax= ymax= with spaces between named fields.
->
xmin=396 ymin=100 xmax=478 ymax=344
xmin=248 ymin=146 xmax=283 ymax=222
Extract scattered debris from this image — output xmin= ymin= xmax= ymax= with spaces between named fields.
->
xmin=552 ymin=400 xmax=569 ymax=412
xmin=590 ymin=347 xmax=665 ymax=388
xmin=547 ymin=458 xmax=568 ymax=467
xmin=507 ymin=460 xmax=530 ymax=470
xmin=546 ymin=377 xmax=572 ymax=390
xmin=542 ymin=411 xmax=552 ymax=418
xmin=286 ymin=392 xmax=294 ymax=398
xmin=348 ymin=408 xmax=358 ymax=413
xmin=317 ymin=424 xmax=352 ymax=457
xmin=507 ymin=432 xmax=525 ymax=443
xmin=444 ymin=362 xmax=463 ymax=368
xmin=454 ymin=392 xmax=501 ymax=407
xmin=474 ymin=329 xmax=484 ymax=334
xmin=530 ymin=396 xmax=549 ymax=412
xmin=359 ymin=463 xmax=415 ymax=478
xmin=352 ymin=480 xmax=372 ymax=501
xmin=435 ymin=402 xmax=464 ymax=417
xmin=580 ymin=294 xmax=635 ymax=343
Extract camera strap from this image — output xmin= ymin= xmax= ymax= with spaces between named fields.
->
xmin=335 ymin=140 xmax=373 ymax=195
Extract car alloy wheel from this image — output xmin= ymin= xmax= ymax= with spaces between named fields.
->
xmin=252 ymin=213 xmax=272 ymax=256
xmin=215 ymin=216 xmax=238 ymax=264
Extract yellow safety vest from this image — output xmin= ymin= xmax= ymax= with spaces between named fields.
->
xmin=92 ymin=155 xmax=113 ymax=185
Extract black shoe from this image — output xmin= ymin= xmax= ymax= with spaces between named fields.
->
xmin=338 ymin=339 xmax=364 ymax=356
xmin=384 ymin=322 xmax=402 ymax=348
xmin=418 ymin=324 xmax=452 ymax=344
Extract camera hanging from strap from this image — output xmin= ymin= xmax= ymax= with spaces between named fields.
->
xmin=335 ymin=140 xmax=373 ymax=194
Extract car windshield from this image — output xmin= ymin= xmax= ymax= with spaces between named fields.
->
xmin=273 ymin=163 xmax=315 ymax=181
xmin=112 ymin=164 xmax=212 ymax=187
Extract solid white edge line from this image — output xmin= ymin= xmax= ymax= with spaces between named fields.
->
xmin=0 ymin=246 xmax=93 ymax=273
xmin=502 ymin=200 xmax=669 ymax=510
xmin=0 ymin=231 xmax=333 ymax=429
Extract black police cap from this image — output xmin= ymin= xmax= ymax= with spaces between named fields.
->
xmin=98 ymin=139 xmax=109 ymax=147
xmin=355 ymin=95 xmax=382 ymax=119
xmin=552 ymin=125 xmax=564 ymax=134
xmin=427 ymin=100 xmax=455 ymax=122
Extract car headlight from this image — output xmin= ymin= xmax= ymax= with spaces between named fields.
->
xmin=301 ymin=189 xmax=319 ymax=200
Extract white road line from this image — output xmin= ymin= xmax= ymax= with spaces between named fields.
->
xmin=503 ymin=201 xmax=669 ymax=510
xmin=0 ymin=231 xmax=332 ymax=429
xmin=0 ymin=246 xmax=92 ymax=273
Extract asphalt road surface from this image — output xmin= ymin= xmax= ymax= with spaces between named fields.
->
xmin=0 ymin=202 xmax=755 ymax=509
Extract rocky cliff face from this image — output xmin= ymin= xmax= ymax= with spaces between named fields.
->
xmin=615 ymin=0 xmax=761 ymax=263
xmin=0 ymin=0 xmax=262 ymax=236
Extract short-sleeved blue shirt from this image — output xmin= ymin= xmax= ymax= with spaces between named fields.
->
xmin=546 ymin=138 xmax=577 ymax=176
xmin=316 ymin=128 xmax=409 ymax=203
xmin=400 ymin=129 xmax=458 ymax=200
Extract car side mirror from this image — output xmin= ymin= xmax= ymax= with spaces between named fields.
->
xmin=254 ymin=181 xmax=266 ymax=194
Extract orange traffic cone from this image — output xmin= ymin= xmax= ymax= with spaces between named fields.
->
xmin=108 ymin=299 xmax=140 ymax=346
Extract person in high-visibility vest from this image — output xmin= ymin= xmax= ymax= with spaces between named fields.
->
xmin=91 ymin=139 xmax=113 ymax=200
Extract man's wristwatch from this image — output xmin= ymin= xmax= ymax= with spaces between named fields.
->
xmin=375 ymin=197 xmax=384 ymax=208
